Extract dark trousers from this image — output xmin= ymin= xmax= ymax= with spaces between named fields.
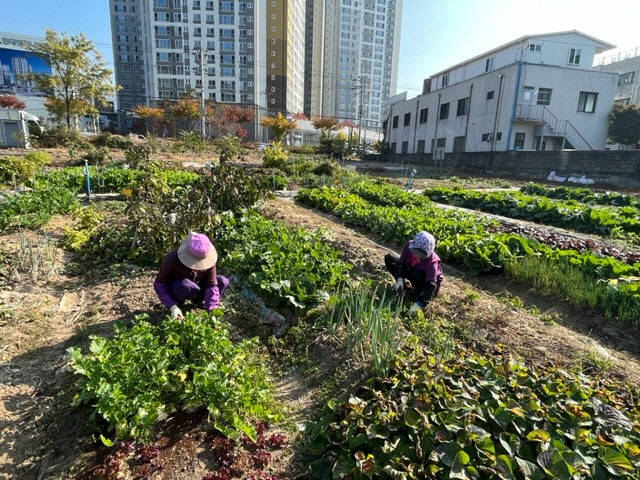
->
xmin=385 ymin=254 xmax=438 ymax=306
xmin=170 ymin=275 xmax=229 ymax=304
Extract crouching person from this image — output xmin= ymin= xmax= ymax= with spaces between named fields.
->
xmin=385 ymin=231 xmax=443 ymax=315
xmin=154 ymin=232 xmax=229 ymax=319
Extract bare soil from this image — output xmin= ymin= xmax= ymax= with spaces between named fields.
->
xmin=2 ymin=151 xmax=640 ymax=479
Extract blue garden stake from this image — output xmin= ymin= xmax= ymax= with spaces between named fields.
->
xmin=404 ymin=169 xmax=417 ymax=191
xmin=83 ymin=159 xmax=91 ymax=197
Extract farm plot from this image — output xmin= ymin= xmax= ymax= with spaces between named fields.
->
xmin=1 ymin=149 xmax=640 ymax=479
xmin=423 ymin=185 xmax=640 ymax=240
xmin=299 ymin=180 xmax=640 ymax=325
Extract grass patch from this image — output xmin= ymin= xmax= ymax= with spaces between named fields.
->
xmin=505 ymin=255 xmax=640 ymax=327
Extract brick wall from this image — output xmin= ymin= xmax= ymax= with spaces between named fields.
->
xmin=373 ymin=150 xmax=640 ymax=189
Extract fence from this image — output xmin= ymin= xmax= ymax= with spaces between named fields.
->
xmin=372 ymin=150 xmax=640 ymax=189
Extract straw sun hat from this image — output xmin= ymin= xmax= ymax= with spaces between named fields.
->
xmin=177 ymin=232 xmax=218 ymax=270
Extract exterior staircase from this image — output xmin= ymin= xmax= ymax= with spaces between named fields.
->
xmin=515 ymin=104 xmax=593 ymax=150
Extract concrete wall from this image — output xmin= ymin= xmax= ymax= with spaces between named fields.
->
xmin=374 ymin=150 xmax=640 ymax=189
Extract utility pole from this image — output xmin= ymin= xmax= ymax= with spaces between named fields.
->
xmin=194 ymin=48 xmax=207 ymax=138
xmin=352 ymin=75 xmax=367 ymax=155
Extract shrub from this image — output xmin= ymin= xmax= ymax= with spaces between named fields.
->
xmin=64 ymin=206 xmax=104 ymax=251
xmin=23 ymin=151 xmax=52 ymax=166
xmin=262 ymin=143 xmax=289 ymax=169
xmin=30 ymin=125 xmax=85 ymax=148
xmin=0 ymin=156 xmax=34 ymax=185
xmin=173 ymin=130 xmax=210 ymax=154
xmin=92 ymin=132 xmax=133 ymax=150
xmin=262 ymin=173 xmax=289 ymax=190
xmin=0 ymin=151 xmax=51 ymax=185
xmin=312 ymin=160 xmax=340 ymax=176
xmin=73 ymin=162 xmax=263 ymax=265
xmin=124 ymin=143 xmax=152 ymax=168
xmin=214 ymin=133 xmax=243 ymax=163
xmin=289 ymin=145 xmax=317 ymax=155
xmin=82 ymin=146 xmax=113 ymax=166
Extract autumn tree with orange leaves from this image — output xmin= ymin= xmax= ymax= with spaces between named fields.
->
xmin=260 ymin=112 xmax=297 ymax=144
xmin=170 ymin=97 xmax=200 ymax=132
xmin=311 ymin=116 xmax=339 ymax=139
xmin=133 ymin=105 xmax=164 ymax=135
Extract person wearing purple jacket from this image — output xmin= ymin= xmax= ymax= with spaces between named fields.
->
xmin=154 ymin=232 xmax=229 ymax=319
xmin=384 ymin=231 xmax=443 ymax=315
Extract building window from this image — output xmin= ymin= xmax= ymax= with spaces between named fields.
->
xmin=403 ymin=112 xmax=411 ymax=126
xmin=456 ymin=97 xmax=469 ymax=116
xmin=439 ymin=102 xmax=449 ymax=120
xmin=436 ymin=137 xmax=446 ymax=148
xmin=577 ymin=92 xmax=597 ymax=113
xmin=485 ymin=56 xmax=494 ymax=72
xmin=419 ymin=108 xmax=428 ymax=123
xmin=481 ymin=133 xmax=492 ymax=142
xmin=401 ymin=141 xmax=408 ymax=153
xmin=537 ymin=88 xmax=552 ymax=106
xmin=619 ymin=72 xmax=635 ymax=85
xmin=496 ymin=132 xmax=502 ymax=140
xmin=487 ymin=90 xmax=494 ymax=100
xmin=392 ymin=115 xmax=399 ymax=128
xmin=417 ymin=140 xmax=425 ymax=153
xmin=390 ymin=142 xmax=397 ymax=153
xmin=568 ymin=48 xmax=581 ymax=65
xmin=441 ymin=72 xmax=449 ymax=87
xmin=514 ymin=132 xmax=525 ymax=149
xmin=529 ymin=43 xmax=541 ymax=52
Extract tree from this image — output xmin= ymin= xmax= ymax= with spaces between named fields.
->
xmin=207 ymin=103 xmax=255 ymax=138
xmin=260 ymin=112 xmax=297 ymax=144
xmin=170 ymin=97 xmax=200 ymax=132
xmin=0 ymin=95 xmax=26 ymax=110
xmin=133 ymin=105 xmax=165 ymax=136
xmin=312 ymin=116 xmax=339 ymax=138
xmin=608 ymin=104 xmax=640 ymax=147
xmin=26 ymin=29 xmax=117 ymax=130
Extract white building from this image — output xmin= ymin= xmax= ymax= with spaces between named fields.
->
xmin=305 ymin=0 xmax=403 ymax=132
xmin=385 ymin=30 xmax=618 ymax=155
xmin=109 ymin=0 xmax=306 ymax=134
xmin=595 ymin=47 xmax=640 ymax=106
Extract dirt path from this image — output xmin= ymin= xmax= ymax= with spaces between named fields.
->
xmin=260 ymin=197 xmax=640 ymax=388
xmin=0 ymin=221 xmax=163 ymax=479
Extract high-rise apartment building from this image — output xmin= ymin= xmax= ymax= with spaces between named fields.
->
xmin=109 ymin=0 xmax=305 ymax=132
xmin=305 ymin=0 xmax=403 ymax=131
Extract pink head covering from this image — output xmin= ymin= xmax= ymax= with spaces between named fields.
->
xmin=408 ymin=231 xmax=435 ymax=258
xmin=177 ymin=232 xmax=218 ymax=270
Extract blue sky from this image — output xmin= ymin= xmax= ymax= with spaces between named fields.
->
xmin=1 ymin=0 xmax=639 ymax=99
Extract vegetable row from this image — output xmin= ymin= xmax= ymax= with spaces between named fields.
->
xmin=423 ymin=186 xmax=640 ymax=237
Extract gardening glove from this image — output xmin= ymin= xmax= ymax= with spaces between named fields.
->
xmin=407 ymin=302 xmax=422 ymax=316
xmin=170 ymin=305 xmax=184 ymax=320
xmin=393 ymin=277 xmax=406 ymax=294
